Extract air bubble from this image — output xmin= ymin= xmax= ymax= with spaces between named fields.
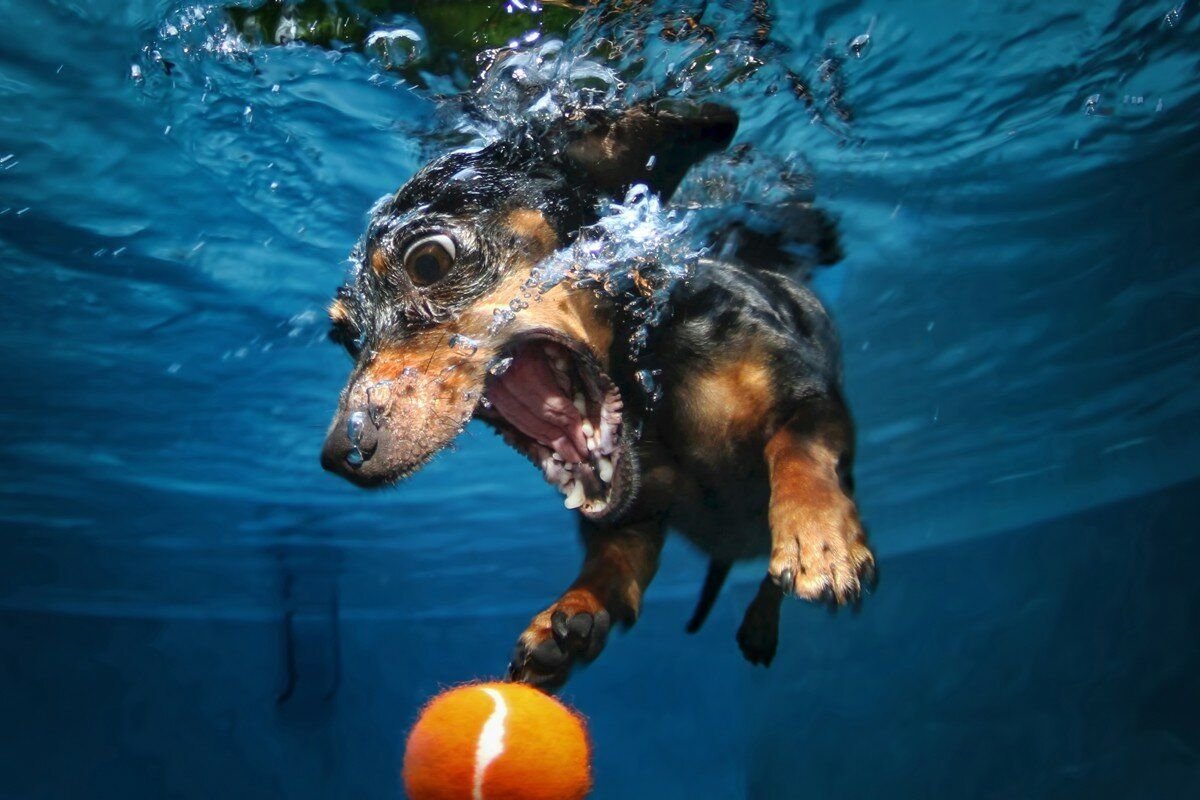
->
xmin=1163 ymin=3 xmax=1185 ymax=29
xmin=633 ymin=327 xmax=653 ymax=355
xmin=365 ymin=383 xmax=394 ymax=424
xmin=274 ymin=15 xmax=299 ymax=44
xmin=347 ymin=410 xmax=368 ymax=447
xmin=848 ymin=33 xmax=871 ymax=59
xmin=366 ymin=21 xmax=425 ymax=69
xmin=635 ymin=368 xmax=664 ymax=405
xmin=489 ymin=357 xmax=514 ymax=375
xmin=503 ymin=185 xmax=698 ymax=369
xmin=447 ymin=333 xmax=479 ymax=355
xmin=489 ymin=307 xmax=517 ymax=334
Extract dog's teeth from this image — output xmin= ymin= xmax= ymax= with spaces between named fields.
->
xmin=551 ymin=452 xmax=564 ymax=463
xmin=597 ymin=456 xmax=614 ymax=483
xmin=546 ymin=346 xmax=568 ymax=371
xmin=598 ymin=420 xmax=618 ymax=452
xmin=573 ymin=393 xmax=587 ymax=415
xmin=581 ymin=420 xmax=595 ymax=438
xmin=564 ymin=480 xmax=585 ymax=509
xmin=543 ymin=457 xmax=567 ymax=485
xmin=583 ymin=499 xmax=606 ymax=514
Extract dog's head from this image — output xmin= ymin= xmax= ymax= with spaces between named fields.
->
xmin=321 ymin=101 xmax=736 ymax=521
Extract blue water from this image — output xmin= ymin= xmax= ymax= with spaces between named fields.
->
xmin=2 ymin=0 xmax=1199 ymax=797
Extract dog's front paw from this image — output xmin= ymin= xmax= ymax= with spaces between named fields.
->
xmin=507 ymin=589 xmax=612 ymax=691
xmin=768 ymin=488 xmax=876 ymax=606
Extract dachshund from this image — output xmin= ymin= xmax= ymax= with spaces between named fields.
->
xmin=320 ymin=100 xmax=876 ymax=689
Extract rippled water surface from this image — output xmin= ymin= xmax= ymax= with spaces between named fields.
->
xmin=2 ymin=1 xmax=1198 ymax=797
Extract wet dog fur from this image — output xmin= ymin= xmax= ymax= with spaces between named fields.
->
xmin=321 ymin=101 xmax=876 ymax=689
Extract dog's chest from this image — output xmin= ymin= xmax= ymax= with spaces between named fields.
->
xmin=653 ymin=454 xmax=773 ymax=561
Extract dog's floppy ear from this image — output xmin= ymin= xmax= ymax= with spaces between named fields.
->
xmin=562 ymin=101 xmax=738 ymax=200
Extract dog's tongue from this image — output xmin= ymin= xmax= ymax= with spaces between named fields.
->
xmin=486 ymin=348 xmax=588 ymax=463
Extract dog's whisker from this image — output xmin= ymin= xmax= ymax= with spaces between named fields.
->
xmin=421 ymin=331 xmax=447 ymax=376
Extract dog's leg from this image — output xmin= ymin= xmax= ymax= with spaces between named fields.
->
xmin=764 ymin=399 xmax=876 ymax=605
xmin=508 ymin=516 xmax=665 ymax=690
xmin=737 ymin=576 xmax=783 ymax=666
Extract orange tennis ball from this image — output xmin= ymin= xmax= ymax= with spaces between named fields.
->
xmin=403 ymin=681 xmax=592 ymax=800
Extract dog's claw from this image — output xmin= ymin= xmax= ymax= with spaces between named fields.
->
xmin=531 ymin=638 xmax=570 ymax=669
xmin=505 ymin=644 xmax=525 ymax=682
xmin=582 ymin=609 xmax=610 ymax=660
xmin=777 ymin=568 xmax=795 ymax=595
xmin=551 ymin=610 xmax=570 ymax=640
xmin=861 ymin=557 xmax=879 ymax=591
xmin=567 ymin=612 xmax=594 ymax=640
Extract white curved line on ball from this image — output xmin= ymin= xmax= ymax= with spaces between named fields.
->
xmin=473 ymin=688 xmax=509 ymax=800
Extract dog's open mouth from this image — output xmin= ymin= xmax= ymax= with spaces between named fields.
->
xmin=478 ymin=332 xmax=626 ymax=519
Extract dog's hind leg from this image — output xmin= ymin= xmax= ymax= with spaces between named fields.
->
xmin=507 ymin=516 xmax=665 ymax=690
xmin=764 ymin=398 xmax=876 ymax=606
xmin=737 ymin=576 xmax=784 ymax=666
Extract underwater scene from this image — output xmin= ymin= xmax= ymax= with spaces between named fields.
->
xmin=2 ymin=0 xmax=1199 ymax=797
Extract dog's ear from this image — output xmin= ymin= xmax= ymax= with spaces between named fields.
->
xmin=562 ymin=101 xmax=738 ymax=200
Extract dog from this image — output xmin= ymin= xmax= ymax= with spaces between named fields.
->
xmin=320 ymin=100 xmax=876 ymax=689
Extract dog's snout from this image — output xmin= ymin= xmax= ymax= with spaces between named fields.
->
xmin=321 ymin=406 xmax=381 ymax=480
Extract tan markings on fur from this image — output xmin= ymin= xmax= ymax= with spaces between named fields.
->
xmin=352 ymin=332 xmax=490 ymax=441
xmin=361 ymin=331 xmax=487 ymax=397
xmin=514 ymin=518 xmax=664 ymax=682
xmin=531 ymin=588 xmax=605 ymax=629
xmin=678 ymin=349 xmax=777 ymax=449
xmin=336 ymin=333 xmax=491 ymax=473
xmin=328 ymin=298 xmax=350 ymax=325
xmin=571 ymin=528 xmax=662 ymax=624
xmin=370 ymin=246 xmax=388 ymax=277
xmin=763 ymin=427 xmax=842 ymax=517
xmin=457 ymin=270 xmax=615 ymax=371
xmin=763 ymin=422 xmax=873 ymax=603
xmin=503 ymin=208 xmax=559 ymax=260
xmin=498 ymin=209 xmax=611 ymax=363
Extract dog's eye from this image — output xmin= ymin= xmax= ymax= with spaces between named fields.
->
xmin=402 ymin=234 xmax=456 ymax=287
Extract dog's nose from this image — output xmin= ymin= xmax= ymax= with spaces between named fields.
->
xmin=321 ymin=407 xmax=380 ymax=478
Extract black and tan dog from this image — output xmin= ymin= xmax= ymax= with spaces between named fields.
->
xmin=321 ymin=101 xmax=875 ymax=689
